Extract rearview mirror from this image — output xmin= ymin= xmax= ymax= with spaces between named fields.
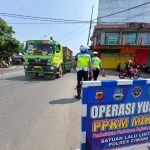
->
xmin=55 ymin=45 xmax=61 ymax=53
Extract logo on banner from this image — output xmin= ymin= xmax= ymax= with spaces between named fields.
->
xmin=95 ymin=90 xmax=104 ymax=100
xmin=132 ymin=86 xmax=142 ymax=98
xmin=113 ymin=88 xmax=123 ymax=100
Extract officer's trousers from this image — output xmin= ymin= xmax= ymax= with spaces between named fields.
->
xmin=93 ymin=68 xmax=100 ymax=81
xmin=77 ymin=70 xmax=88 ymax=97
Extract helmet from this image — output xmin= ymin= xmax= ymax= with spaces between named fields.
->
xmin=93 ymin=51 xmax=98 ymax=56
xmin=80 ymin=45 xmax=86 ymax=53
xmin=85 ymin=46 xmax=89 ymax=51
xmin=128 ymin=60 xmax=132 ymax=63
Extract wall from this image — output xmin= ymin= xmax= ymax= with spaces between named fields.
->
xmin=98 ymin=0 xmax=150 ymax=23
xmin=101 ymin=54 xmax=133 ymax=69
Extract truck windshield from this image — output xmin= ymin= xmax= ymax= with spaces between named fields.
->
xmin=26 ymin=43 xmax=54 ymax=54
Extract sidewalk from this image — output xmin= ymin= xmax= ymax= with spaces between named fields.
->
xmin=0 ymin=65 xmax=23 ymax=75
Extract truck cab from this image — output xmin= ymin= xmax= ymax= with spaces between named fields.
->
xmin=24 ymin=39 xmax=64 ymax=79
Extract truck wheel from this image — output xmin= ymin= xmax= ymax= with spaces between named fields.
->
xmin=25 ymin=72 xmax=30 ymax=77
xmin=133 ymin=73 xmax=140 ymax=79
xmin=119 ymin=73 xmax=125 ymax=79
xmin=45 ymin=75 xmax=56 ymax=80
xmin=25 ymin=72 xmax=34 ymax=79
xmin=57 ymin=66 xmax=63 ymax=78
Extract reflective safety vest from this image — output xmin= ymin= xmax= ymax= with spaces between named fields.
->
xmin=76 ymin=53 xmax=91 ymax=70
xmin=92 ymin=57 xmax=101 ymax=68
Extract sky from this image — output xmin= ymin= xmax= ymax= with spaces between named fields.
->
xmin=0 ymin=0 xmax=98 ymax=55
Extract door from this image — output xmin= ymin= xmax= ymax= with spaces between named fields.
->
xmin=101 ymin=55 xmax=133 ymax=69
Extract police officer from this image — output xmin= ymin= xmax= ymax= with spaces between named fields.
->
xmin=74 ymin=45 xmax=91 ymax=99
xmin=92 ymin=51 xmax=101 ymax=81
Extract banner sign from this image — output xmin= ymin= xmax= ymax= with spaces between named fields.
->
xmin=81 ymin=80 xmax=150 ymax=150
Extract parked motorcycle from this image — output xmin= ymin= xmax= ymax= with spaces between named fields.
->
xmin=119 ymin=68 xmax=140 ymax=79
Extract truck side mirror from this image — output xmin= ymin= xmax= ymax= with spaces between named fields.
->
xmin=56 ymin=50 xmax=60 ymax=53
xmin=55 ymin=45 xmax=61 ymax=53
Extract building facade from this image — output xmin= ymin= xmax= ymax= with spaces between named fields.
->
xmin=91 ymin=0 xmax=150 ymax=69
xmin=98 ymin=0 xmax=150 ymax=23
xmin=92 ymin=23 xmax=150 ymax=68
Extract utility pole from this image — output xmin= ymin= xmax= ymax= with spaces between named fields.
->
xmin=87 ymin=5 xmax=94 ymax=46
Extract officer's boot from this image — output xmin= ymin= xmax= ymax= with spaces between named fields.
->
xmin=75 ymin=86 xmax=81 ymax=99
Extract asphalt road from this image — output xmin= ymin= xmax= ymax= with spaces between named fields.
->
xmin=0 ymin=67 xmax=149 ymax=150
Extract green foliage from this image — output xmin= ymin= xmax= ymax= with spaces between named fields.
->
xmin=0 ymin=18 xmax=20 ymax=59
xmin=18 ymin=43 xmax=25 ymax=54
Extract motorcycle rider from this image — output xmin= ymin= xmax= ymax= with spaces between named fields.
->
xmin=125 ymin=60 xmax=133 ymax=79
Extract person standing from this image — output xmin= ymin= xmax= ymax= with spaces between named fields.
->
xmin=74 ymin=45 xmax=91 ymax=99
xmin=91 ymin=51 xmax=101 ymax=81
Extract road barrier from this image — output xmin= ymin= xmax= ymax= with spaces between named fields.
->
xmin=81 ymin=79 xmax=150 ymax=150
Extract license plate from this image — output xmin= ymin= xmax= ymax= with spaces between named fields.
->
xmin=34 ymin=66 xmax=41 ymax=69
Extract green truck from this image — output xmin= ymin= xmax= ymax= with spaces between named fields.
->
xmin=24 ymin=38 xmax=72 ymax=79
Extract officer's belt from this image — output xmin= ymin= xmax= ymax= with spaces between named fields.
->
xmin=76 ymin=67 xmax=89 ymax=71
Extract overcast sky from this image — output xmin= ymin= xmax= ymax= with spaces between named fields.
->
xmin=0 ymin=0 xmax=98 ymax=55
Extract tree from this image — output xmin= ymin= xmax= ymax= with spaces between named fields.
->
xmin=0 ymin=18 xmax=20 ymax=74
xmin=18 ymin=43 xmax=25 ymax=54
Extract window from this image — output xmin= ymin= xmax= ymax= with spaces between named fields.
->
xmin=139 ymin=32 xmax=150 ymax=45
xmin=105 ymin=32 xmax=119 ymax=45
xmin=122 ymin=32 xmax=136 ymax=45
xmin=26 ymin=43 xmax=54 ymax=53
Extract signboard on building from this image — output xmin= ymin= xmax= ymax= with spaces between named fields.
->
xmin=81 ymin=80 xmax=150 ymax=150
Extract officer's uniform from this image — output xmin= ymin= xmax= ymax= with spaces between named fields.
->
xmin=92 ymin=56 xmax=101 ymax=81
xmin=75 ymin=52 xmax=91 ymax=99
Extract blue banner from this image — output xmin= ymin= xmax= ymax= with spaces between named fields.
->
xmin=81 ymin=80 xmax=150 ymax=150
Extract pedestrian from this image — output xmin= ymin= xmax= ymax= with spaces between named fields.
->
xmin=91 ymin=51 xmax=101 ymax=81
xmin=74 ymin=45 xmax=92 ymax=99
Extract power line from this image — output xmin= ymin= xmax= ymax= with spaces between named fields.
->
xmin=61 ymin=25 xmax=92 ymax=43
xmin=94 ymin=1 xmax=150 ymax=22
xmin=96 ymin=10 xmax=150 ymax=24
xmin=120 ymin=10 xmax=150 ymax=22
xmin=64 ymin=24 xmax=95 ymax=44
xmin=8 ymin=22 xmax=76 ymax=24
xmin=57 ymin=24 xmax=86 ymax=40
xmin=7 ymin=22 xmax=96 ymax=24
xmin=0 ymin=12 xmax=87 ymax=21
xmin=7 ymin=10 xmax=150 ymax=26
xmin=0 ymin=12 xmax=91 ymax=24
xmin=2 ymin=1 xmax=150 ymax=24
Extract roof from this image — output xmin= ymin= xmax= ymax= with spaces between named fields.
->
xmin=94 ymin=23 xmax=150 ymax=30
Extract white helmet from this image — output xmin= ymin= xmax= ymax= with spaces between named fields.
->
xmin=93 ymin=51 xmax=98 ymax=56
xmin=80 ymin=45 xmax=86 ymax=52
xmin=85 ymin=46 xmax=89 ymax=52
